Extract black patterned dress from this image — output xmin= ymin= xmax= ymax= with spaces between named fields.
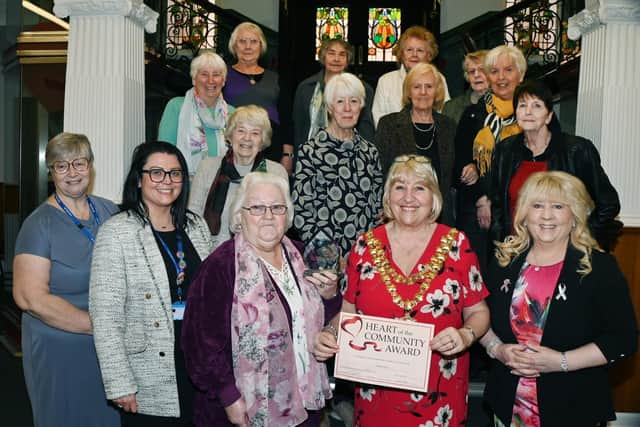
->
xmin=292 ymin=128 xmax=383 ymax=259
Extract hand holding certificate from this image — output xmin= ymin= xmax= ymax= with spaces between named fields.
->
xmin=334 ymin=312 xmax=435 ymax=392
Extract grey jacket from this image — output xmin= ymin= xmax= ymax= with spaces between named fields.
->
xmin=89 ymin=211 xmax=213 ymax=417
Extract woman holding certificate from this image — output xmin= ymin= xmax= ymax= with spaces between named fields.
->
xmin=314 ymin=155 xmax=490 ymax=426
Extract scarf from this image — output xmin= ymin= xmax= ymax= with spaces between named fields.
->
xmin=232 ymin=233 xmax=332 ymax=426
xmin=202 ymin=148 xmax=266 ymax=235
xmin=308 ymin=79 xmax=328 ymax=140
xmin=176 ymin=87 xmax=229 ymax=174
xmin=473 ymin=92 xmax=522 ymax=176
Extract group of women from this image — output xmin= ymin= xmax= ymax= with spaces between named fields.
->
xmin=11 ymin=20 xmax=638 ymax=427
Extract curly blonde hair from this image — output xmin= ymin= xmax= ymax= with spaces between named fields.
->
xmin=495 ymin=171 xmax=599 ymax=276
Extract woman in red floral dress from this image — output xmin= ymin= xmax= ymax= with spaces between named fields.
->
xmin=314 ymin=155 xmax=490 ymax=426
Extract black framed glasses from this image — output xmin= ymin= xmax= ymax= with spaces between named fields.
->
xmin=49 ymin=158 xmax=90 ymax=174
xmin=242 ymin=204 xmax=288 ymax=216
xmin=142 ymin=168 xmax=185 ymax=183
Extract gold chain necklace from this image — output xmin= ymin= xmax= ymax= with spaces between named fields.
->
xmin=366 ymin=228 xmax=458 ymax=319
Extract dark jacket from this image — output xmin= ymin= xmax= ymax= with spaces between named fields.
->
xmin=292 ymin=70 xmax=375 ymax=150
xmin=453 ymin=100 xmax=489 ymax=204
xmin=489 ymin=131 xmax=621 ymax=246
xmin=484 ymin=245 xmax=638 ymax=426
xmin=374 ymin=107 xmax=457 ymax=226
xmin=182 ymin=238 xmax=342 ymax=426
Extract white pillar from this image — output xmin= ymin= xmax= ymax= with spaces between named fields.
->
xmin=569 ymin=0 xmax=640 ymax=226
xmin=54 ymin=0 xmax=159 ymax=202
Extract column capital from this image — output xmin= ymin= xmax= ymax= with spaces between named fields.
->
xmin=600 ymin=0 xmax=640 ymax=24
xmin=54 ymin=0 xmax=159 ymax=33
xmin=569 ymin=0 xmax=640 ymax=40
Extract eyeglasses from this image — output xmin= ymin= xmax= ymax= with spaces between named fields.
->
xmin=142 ymin=168 xmax=185 ymax=183
xmin=393 ymin=154 xmax=432 ymax=164
xmin=49 ymin=158 xmax=90 ymax=174
xmin=242 ymin=204 xmax=288 ymax=216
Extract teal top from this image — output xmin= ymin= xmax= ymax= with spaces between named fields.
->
xmin=158 ymin=97 xmax=235 ymax=158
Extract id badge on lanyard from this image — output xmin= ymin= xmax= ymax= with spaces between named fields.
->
xmin=172 ymin=301 xmax=186 ymax=321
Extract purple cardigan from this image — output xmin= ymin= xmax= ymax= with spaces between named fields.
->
xmin=182 ymin=238 xmax=341 ymax=426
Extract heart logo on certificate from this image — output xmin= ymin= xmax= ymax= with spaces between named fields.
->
xmin=341 ymin=316 xmax=363 ymax=338
xmin=341 ymin=315 xmax=382 ymax=352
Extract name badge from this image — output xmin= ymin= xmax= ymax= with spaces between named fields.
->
xmin=172 ymin=301 xmax=186 ymax=321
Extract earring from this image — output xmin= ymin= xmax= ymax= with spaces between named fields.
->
xmin=572 ymin=221 xmax=576 ymax=229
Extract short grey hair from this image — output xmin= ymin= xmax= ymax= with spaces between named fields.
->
xmin=229 ymin=172 xmax=294 ymax=233
xmin=484 ymin=45 xmax=527 ymax=78
xmin=46 ymin=132 xmax=94 ymax=166
xmin=324 ymin=72 xmax=366 ymax=112
xmin=225 ymin=105 xmax=272 ymax=150
xmin=190 ymin=51 xmax=227 ymax=81
xmin=228 ymin=22 xmax=267 ymax=58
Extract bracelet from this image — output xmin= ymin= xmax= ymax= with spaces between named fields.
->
xmin=323 ymin=324 xmax=338 ymax=340
xmin=282 ymin=152 xmax=294 ymax=158
xmin=560 ymin=352 xmax=569 ymax=373
xmin=462 ymin=326 xmax=476 ymax=342
xmin=485 ymin=337 xmax=502 ymax=359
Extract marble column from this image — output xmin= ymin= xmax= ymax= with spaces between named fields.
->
xmin=54 ymin=0 xmax=158 ymax=201
xmin=569 ymin=0 xmax=640 ymax=226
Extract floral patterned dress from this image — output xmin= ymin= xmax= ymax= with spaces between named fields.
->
xmin=344 ymin=224 xmax=488 ymax=427
xmin=509 ymin=262 xmax=563 ymax=427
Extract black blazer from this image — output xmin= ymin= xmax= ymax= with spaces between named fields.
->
xmin=489 ymin=131 xmax=621 ymax=245
xmin=374 ymin=107 xmax=456 ymax=226
xmin=484 ymin=246 xmax=638 ymax=426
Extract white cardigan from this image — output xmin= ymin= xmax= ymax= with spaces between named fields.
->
xmin=188 ymin=157 xmax=288 ymax=247
xmin=89 ymin=211 xmax=213 ymax=417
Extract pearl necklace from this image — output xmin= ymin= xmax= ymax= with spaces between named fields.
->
xmin=414 ymin=122 xmax=436 ymax=151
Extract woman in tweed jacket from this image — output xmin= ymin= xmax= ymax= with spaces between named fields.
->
xmin=90 ymin=141 xmax=213 ymax=425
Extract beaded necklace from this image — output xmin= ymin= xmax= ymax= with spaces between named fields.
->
xmin=366 ymin=228 xmax=458 ymax=320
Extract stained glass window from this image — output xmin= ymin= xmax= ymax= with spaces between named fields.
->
xmin=315 ymin=7 xmax=349 ymax=59
xmin=368 ymin=8 xmax=401 ymax=63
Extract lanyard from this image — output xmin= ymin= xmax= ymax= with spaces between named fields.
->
xmin=153 ymin=228 xmax=186 ymax=302
xmin=54 ymin=193 xmax=102 ymax=243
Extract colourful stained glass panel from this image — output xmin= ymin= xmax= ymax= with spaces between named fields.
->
xmin=368 ymin=8 xmax=401 ymax=63
xmin=316 ymin=7 xmax=349 ymax=59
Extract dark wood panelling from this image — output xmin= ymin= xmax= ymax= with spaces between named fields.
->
xmin=611 ymin=227 xmax=640 ymax=412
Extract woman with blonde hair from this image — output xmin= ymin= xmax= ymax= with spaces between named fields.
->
xmin=314 ymin=154 xmax=489 ymax=426
xmin=374 ymin=62 xmax=457 ymax=225
xmin=372 ymin=25 xmax=450 ymax=125
xmin=480 ymin=171 xmax=637 ymax=426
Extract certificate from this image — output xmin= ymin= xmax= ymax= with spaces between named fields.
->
xmin=334 ymin=312 xmax=435 ymax=392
